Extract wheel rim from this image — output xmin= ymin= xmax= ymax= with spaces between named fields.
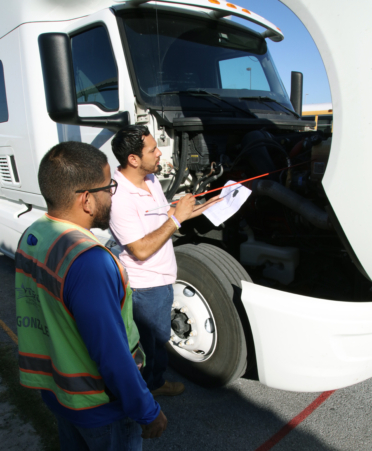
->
xmin=170 ymin=279 xmax=217 ymax=362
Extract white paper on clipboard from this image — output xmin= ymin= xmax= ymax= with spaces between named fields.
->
xmin=202 ymin=180 xmax=252 ymax=227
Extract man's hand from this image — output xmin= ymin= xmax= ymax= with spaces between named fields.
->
xmin=126 ymin=195 xmax=195 ymax=261
xmin=173 ymin=194 xmax=196 ymax=223
xmin=125 ymin=194 xmax=217 ymax=261
xmin=189 ymin=194 xmax=222 ymax=219
xmin=141 ymin=410 xmax=168 ymax=439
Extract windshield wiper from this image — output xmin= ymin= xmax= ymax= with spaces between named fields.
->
xmin=240 ymin=96 xmax=300 ymax=118
xmin=157 ymin=89 xmax=257 ymax=119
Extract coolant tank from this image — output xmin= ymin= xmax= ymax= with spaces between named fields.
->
xmin=240 ymin=240 xmax=299 ymax=285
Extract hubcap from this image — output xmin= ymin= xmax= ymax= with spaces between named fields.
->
xmin=171 ymin=310 xmax=191 ymax=338
xmin=170 ymin=280 xmax=217 ymax=362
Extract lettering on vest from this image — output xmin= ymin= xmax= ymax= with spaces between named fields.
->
xmin=15 ymin=284 xmax=40 ymax=303
xmin=17 ymin=316 xmax=49 ymax=337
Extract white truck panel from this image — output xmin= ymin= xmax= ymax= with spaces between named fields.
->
xmin=0 ymin=29 xmax=36 ymax=195
xmin=0 ymin=197 xmax=45 ymax=257
xmin=18 ymin=22 xmax=66 ymax=195
xmin=0 ymin=0 xmax=116 ymax=38
xmin=241 ymin=281 xmax=372 ymax=392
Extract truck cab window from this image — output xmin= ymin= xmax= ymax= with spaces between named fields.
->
xmin=71 ymin=26 xmax=119 ymax=111
xmin=0 ymin=61 xmax=9 ymax=122
xmin=219 ymin=56 xmax=270 ymax=91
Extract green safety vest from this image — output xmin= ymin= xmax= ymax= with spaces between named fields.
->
xmin=15 ymin=214 xmax=142 ymax=411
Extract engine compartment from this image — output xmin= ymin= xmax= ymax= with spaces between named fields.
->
xmin=165 ymin=126 xmax=372 ymax=302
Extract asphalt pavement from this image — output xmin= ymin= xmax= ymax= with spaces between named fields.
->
xmin=1 ymin=251 xmax=372 ymax=451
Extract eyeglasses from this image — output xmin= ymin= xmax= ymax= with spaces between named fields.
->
xmin=75 ymin=179 xmax=118 ymax=195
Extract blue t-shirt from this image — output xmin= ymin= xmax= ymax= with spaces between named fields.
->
xmin=41 ymin=246 xmax=159 ymax=427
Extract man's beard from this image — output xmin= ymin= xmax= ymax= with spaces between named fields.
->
xmin=91 ymin=195 xmax=111 ymax=230
xmin=140 ymin=161 xmax=159 ymax=175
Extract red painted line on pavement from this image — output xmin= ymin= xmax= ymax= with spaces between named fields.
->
xmin=255 ymin=390 xmax=336 ymax=451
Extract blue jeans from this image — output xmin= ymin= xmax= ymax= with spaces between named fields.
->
xmin=132 ymin=284 xmax=173 ymax=391
xmin=55 ymin=414 xmax=142 ymax=451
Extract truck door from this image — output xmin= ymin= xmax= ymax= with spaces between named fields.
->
xmin=61 ymin=8 xmax=135 ymax=174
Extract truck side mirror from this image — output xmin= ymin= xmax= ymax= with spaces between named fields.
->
xmin=38 ymin=33 xmax=130 ymax=132
xmin=290 ymin=71 xmax=303 ymax=117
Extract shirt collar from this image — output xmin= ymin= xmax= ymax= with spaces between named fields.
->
xmin=114 ymin=167 xmax=155 ymax=196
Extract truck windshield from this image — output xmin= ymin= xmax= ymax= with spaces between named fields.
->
xmin=120 ymin=8 xmax=293 ymax=112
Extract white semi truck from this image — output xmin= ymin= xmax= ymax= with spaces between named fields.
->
xmin=1 ymin=0 xmax=371 ymax=392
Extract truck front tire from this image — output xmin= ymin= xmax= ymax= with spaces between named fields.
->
xmin=168 ymin=243 xmax=253 ymax=387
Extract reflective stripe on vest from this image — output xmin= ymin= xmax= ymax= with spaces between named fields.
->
xmin=19 ymin=352 xmax=105 ymax=394
xmin=45 ymin=229 xmax=97 ymax=274
xmin=15 ymin=250 xmax=62 ymax=300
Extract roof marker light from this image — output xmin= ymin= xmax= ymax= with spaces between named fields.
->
xmin=208 ymin=0 xmax=221 ymax=4
xmin=226 ymin=3 xmax=237 ymax=8
xmin=242 ymin=8 xmax=251 ymax=14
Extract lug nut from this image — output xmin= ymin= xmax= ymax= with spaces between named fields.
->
xmin=172 ymin=302 xmax=180 ymax=308
xmin=189 ymin=330 xmax=197 ymax=337
xmin=185 ymin=339 xmax=194 ymax=345
xmin=178 ymin=341 xmax=185 ymax=347
xmin=170 ymin=335 xmax=176 ymax=342
xmin=187 ymin=318 xmax=194 ymax=324
xmin=180 ymin=306 xmax=188 ymax=313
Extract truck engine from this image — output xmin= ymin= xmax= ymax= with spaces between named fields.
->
xmin=162 ymin=126 xmax=370 ymax=302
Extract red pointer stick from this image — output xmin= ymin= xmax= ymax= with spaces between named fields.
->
xmin=145 ymin=173 xmax=268 ymax=212
xmin=145 ymin=160 xmax=310 ymax=213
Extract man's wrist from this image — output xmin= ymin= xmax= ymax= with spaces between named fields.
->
xmin=170 ymin=215 xmax=181 ymax=230
xmin=171 ymin=215 xmax=181 ymax=229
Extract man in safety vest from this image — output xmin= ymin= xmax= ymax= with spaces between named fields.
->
xmin=15 ymin=141 xmax=167 ymax=451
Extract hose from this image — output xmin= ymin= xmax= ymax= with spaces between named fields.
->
xmin=252 ymin=179 xmax=332 ymax=230
xmin=230 ymin=130 xmax=291 ymax=176
xmin=192 ymin=162 xmax=216 ymax=194
xmin=195 ymin=165 xmax=224 ymax=195
xmin=166 ymin=132 xmax=189 ymax=201
xmin=232 ymin=140 xmax=290 ymax=169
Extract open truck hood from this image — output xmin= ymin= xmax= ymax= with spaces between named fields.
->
xmin=280 ymin=1 xmax=372 ymax=280
xmin=239 ymin=0 xmax=372 ymax=393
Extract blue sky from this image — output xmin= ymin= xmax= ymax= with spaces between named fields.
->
xmin=232 ymin=0 xmax=332 ymax=105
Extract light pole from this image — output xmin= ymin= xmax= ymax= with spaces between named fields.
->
xmin=246 ymin=67 xmax=251 ymax=90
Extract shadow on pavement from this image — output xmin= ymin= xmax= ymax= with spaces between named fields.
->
xmin=143 ymin=367 xmax=339 ymax=451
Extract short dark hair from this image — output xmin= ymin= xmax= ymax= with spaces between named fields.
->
xmin=111 ymin=125 xmax=150 ymax=168
xmin=38 ymin=141 xmax=108 ymax=210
